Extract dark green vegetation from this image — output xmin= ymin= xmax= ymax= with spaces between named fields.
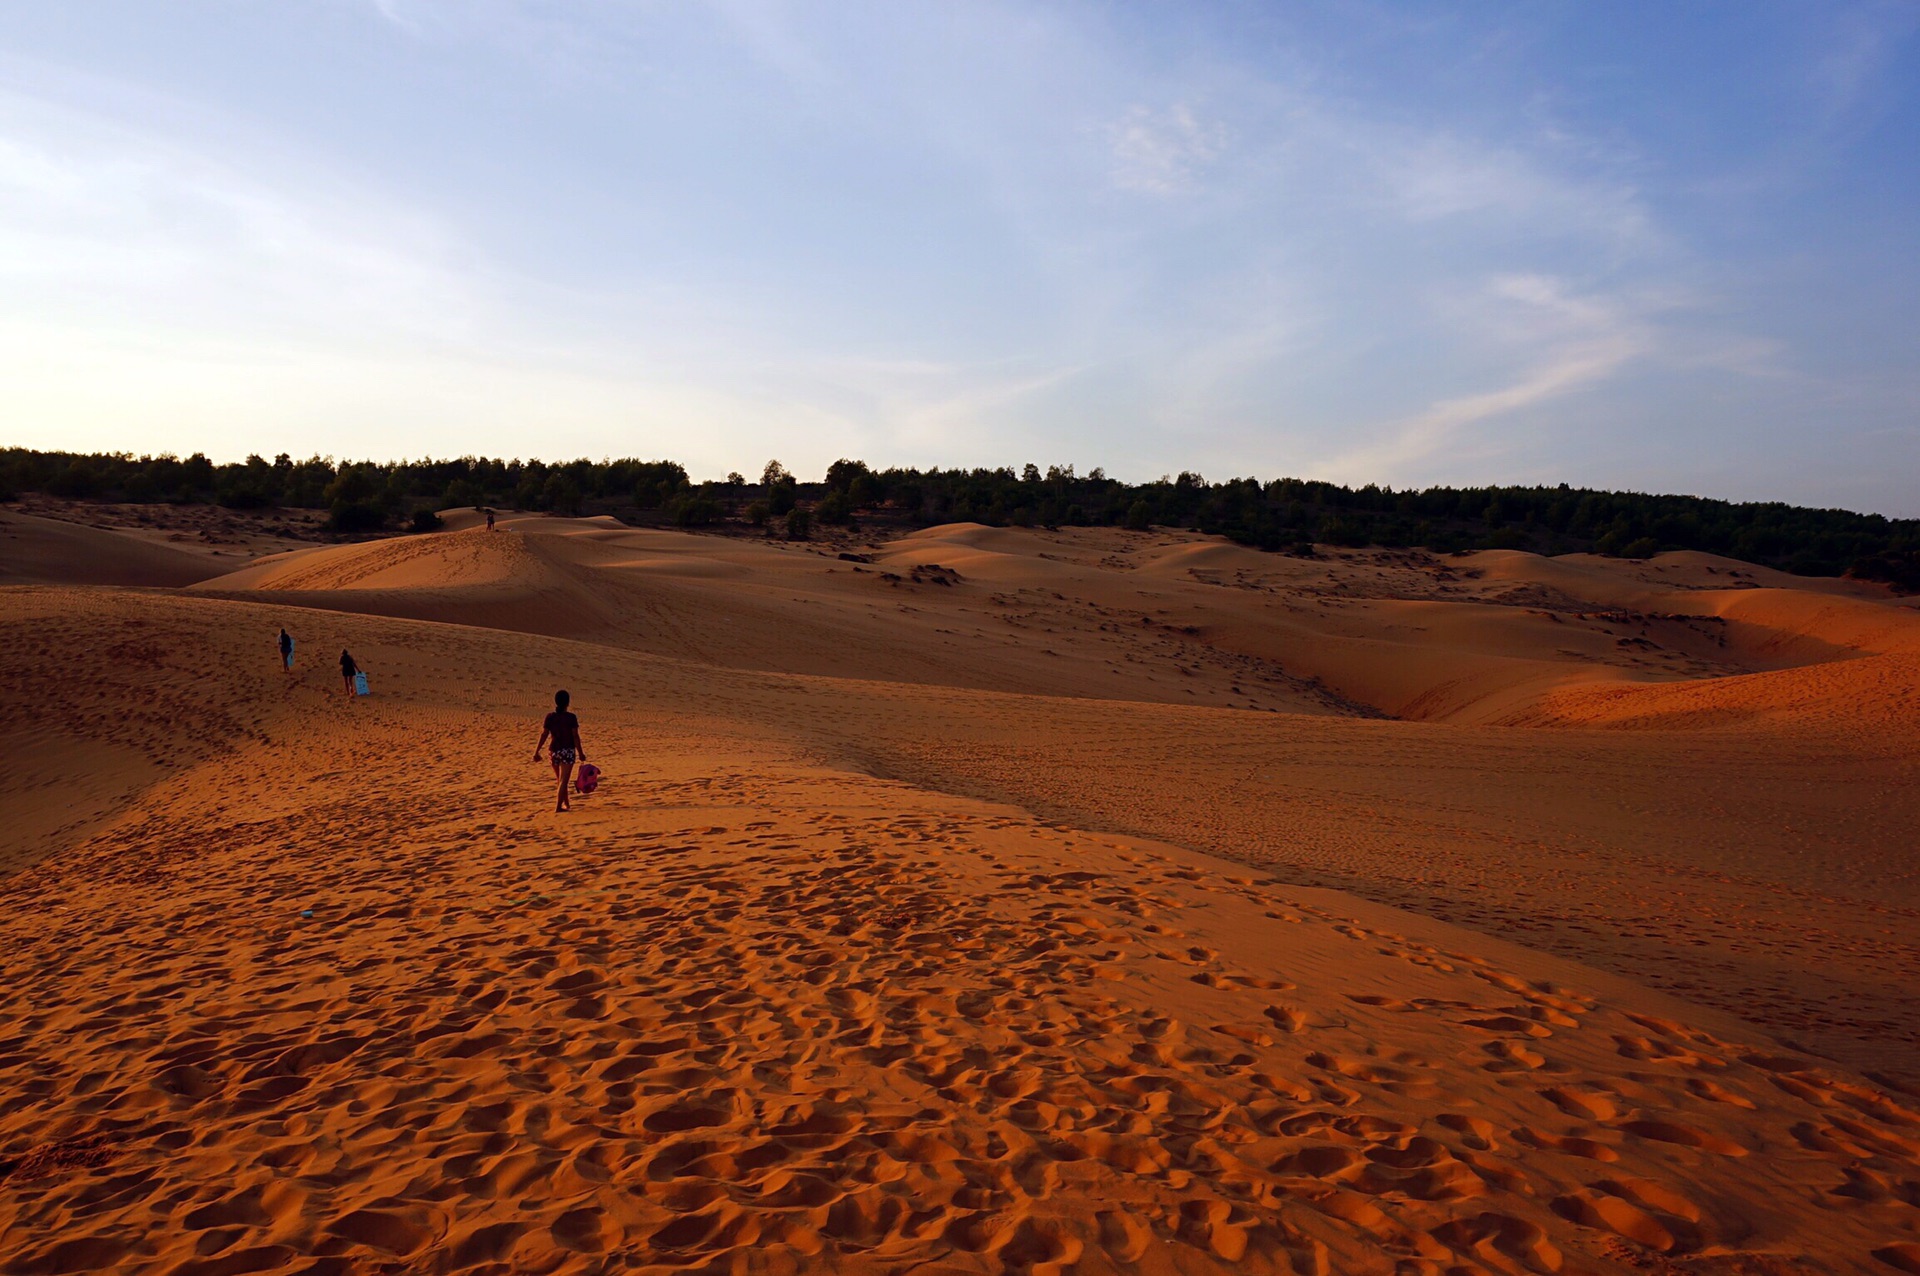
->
xmin=4 ymin=448 xmax=1915 ymax=588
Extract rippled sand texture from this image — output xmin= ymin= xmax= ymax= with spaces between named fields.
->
xmin=2 ymin=511 xmax=1918 ymax=1275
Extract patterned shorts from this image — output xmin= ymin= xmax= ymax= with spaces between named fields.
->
xmin=551 ymin=748 xmax=577 ymax=765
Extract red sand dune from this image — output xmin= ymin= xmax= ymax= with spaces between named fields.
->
xmin=4 ymin=515 xmax=1919 ymax=1274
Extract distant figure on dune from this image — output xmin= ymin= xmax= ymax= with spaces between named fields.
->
xmin=339 ymin=649 xmax=359 ymax=697
xmin=278 ymin=628 xmax=293 ymax=673
xmin=533 ymin=690 xmax=587 ymax=814
xmin=486 ymin=509 xmax=496 ymax=532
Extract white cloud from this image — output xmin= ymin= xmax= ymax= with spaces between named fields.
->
xmin=1325 ymin=275 xmax=1650 ymax=481
xmin=1109 ymin=103 xmax=1226 ymax=194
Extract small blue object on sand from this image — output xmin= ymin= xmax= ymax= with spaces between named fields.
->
xmin=300 ymin=909 xmax=314 ymax=918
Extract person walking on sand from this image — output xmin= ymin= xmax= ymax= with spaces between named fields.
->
xmin=486 ymin=509 xmax=496 ymax=532
xmin=532 ymin=690 xmax=586 ymax=813
xmin=339 ymin=649 xmax=360 ymax=697
xmin=278 ymin=628 xmax=294 ymax=673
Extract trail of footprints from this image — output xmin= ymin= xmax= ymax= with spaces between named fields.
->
xmin=2 ymin=796 xmax=1920 ymax=1274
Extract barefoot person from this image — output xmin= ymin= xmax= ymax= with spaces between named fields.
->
xmin=339 ymin=649 xmax=360 ymax=696
xmin=533 ymin=690 xmax=586 ymax=813
xmin=278 ymin=628 xmax=294 ymax=673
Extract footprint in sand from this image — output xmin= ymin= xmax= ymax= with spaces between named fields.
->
xmin=1514 ymin=1127 xmax=1620 ymax=1161
xmin=1552 ymin=1188 xmax=1680 ymax=1253
xmin=1540 ymin=1085 xmax=1618 ymax=1122
xmin=1621 ymin=1119 xmax=1749 ymax=1156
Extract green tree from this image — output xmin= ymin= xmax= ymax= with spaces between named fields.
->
xmin=768 ymin=476 xmax=798 ymax=516
xmin=544 ymin=474 xmax=584 ymax=516
xmin=824 ymin=458 xmax=871 ymax=493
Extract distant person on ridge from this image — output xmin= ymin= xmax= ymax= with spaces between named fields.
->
xmin=278 ymin=628 xmax=293 ymax=673
xmin=532 ymin=690 xmax=586 ymax=814
xmin=339 ymin=649 xmax=360 ymax=697
xmin=486 ymin=509 xmax=496 ymax=532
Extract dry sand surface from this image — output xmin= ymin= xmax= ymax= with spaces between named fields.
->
xmin=5 ymin=497 xmax=333 ymax=568
xmin=0 ymin=510 xmax=232 ymax=589
xmin=4 ymin=511 xmax=1919 ymax=1275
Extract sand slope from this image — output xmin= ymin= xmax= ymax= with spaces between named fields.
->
xmin=7 ymin=517 xmax=1920 ymax=1275
xmin=0 ymin=510 xmax=232 ymax=588
xmin=5 ymin=589 xmax=1920 ymax=1274
xmin=186 ymin=517 xmax=1920 ymax=730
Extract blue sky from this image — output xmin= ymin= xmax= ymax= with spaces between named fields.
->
xmin=1 ymin=2 xmax=1916 ymax=514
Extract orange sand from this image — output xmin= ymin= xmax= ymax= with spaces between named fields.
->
xmin=3 ymin=512 xmax=1919 ymax=1274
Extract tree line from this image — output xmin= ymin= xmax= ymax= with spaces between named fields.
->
xmin=4 ymin=447 xmax=1915 ymax=589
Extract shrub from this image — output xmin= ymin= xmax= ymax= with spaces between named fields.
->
xmin=1319 ymin=515 xmax=1369 ymax=548
xmin=668 ymin=495 xmax=721 ymax=527
xmin=816 ymin=491 xmax=853 ymax=525
xmin=1622 ymin=537 xmax=1661 ymax=559
xmin=217 ymin=483 xmax=271 ymax=510
xmin=785 ymin=508 xmax=812 ymax=540
xmin=1125 ymin=500 xmax=1152 ymax=531
xmin=1850 ymin=550 xmax=1920 ymax=593
xmin=745 ymin=501 xmax=771 ymax=528
xmin=328 ymin=500 xmax=387 ymax=533
xmin=411 ymin=507 xmax=444 ymax=532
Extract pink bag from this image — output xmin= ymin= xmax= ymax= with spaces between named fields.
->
xmin=574 ymin=762 xmax=601 ymax=794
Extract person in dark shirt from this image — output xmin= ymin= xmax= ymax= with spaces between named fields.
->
xmin=278 ymin=628 xmax=293 ymax=672
xmin=533 ymin=689 xmax=586 ymax=813
xmin=340 ymin=649 xmax=359 ymax=696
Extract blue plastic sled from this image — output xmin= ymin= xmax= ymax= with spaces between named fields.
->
xmin=354 ymin=671 xmax=370 ymax=696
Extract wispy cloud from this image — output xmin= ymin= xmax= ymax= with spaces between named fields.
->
xmin=1326 ymin=275 xmax=1649 ymax=481
xmin=0 ymin=79 xmax=472 ymax=340
xmin=1374 ymin=130 xmax=1654 ymax=253
xmin=1 ymin=3 xmax=1913 ymax=511
xmin=364 ymin=0 xmax=423 ymax=35
xmin=1109 ymin=103 xmax=1226 ymax=194
xmin=1808 ymin=0 xmax=1920 ymax=121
